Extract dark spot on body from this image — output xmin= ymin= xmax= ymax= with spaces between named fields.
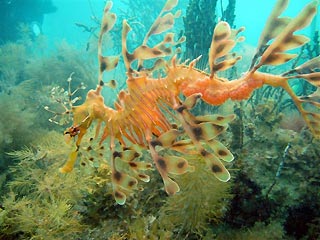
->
xmin=149 ymin=25 xmax=157 ymax=35
xmin=87 ymin=146 xmax=92 ymax=151
xmin=157 ymin=158 xmax=167 ymax=171
xmin=128 ymin=180 xmax=136 ymax=187
xmin=265 ymin=54 xmax=277 ymax=64
xmin=309 ymin=121 xmax=317 ymax=126
xmin=126 ymin=52 xmax=135 ymax=62
xmin=211 ymin=164 xmax=223 ymax=173
xmin=216 ymin=116 xmax=224 ymax=121
xmin=214 ymin=32 xmax=228 ymax=41
xmin=99 ymin=80 xmax=104 ymax=86
xmin=218 ymin=150 xmax=228 ymax=156
xmin=138 ymin=174 xmax=148 ymax=179
xmin=283 ymin=36 xmax=291 ymax=44
xmin=113 ymin=151 xmax=122 ymax=158
xmin=201 ymin=149 xmax=208 ymax=156
xmin=171 ymin=123 xmax=178 ymax=129
xmin=114 ymin=190 xmax=124 ymax=199
xmin=100 ymin=146 xmax=105 ymax=150
xmin=89 ymin=157 xmax=94 ymax=161
xmin=102 ymin=23 xmax=109 ymax=33
xmin=309 ymin=76 xmax=320 ymax=81
xmin=129 ymin=162 xmax=138 ymax=168
xmin=134 ymin=152 xmax=140 ymax=158
xmin=192 ymin=127 xmax=202 ymax=140
xmin=176 ymin=105 xmax=186 ymax=113
xmin=152 ymin=49 xmax=162 ymax=55
xmin=165 ymin=35 xmax=172 ymax=42
xmin=163 ymin=47 xmax=171 ymax=54
xmin=110 ymin=79 xmax=116 ymax=87
xmin=150 ymin=140 xmax=162 ymax=148
xmin=212 ymin=62 xmax=226 ymax=72
xmin=81 ymin=162 xmax=86 ymax=166
xmin=215 ymin=44 xmax=225 ymax=54
xmin=99 ymin=153 xmax=104 ymax=157
xmin=177 ymin=161 xmax=185 ymax=169
xmin=163 ymin=19 xmax=173 ymax=25
xmin=113 ymin=171 xmax=122 ymax=181
xmin=100 ymin=61 xmax=107 ymax=72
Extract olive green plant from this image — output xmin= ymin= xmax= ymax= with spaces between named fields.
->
xmin=0 ymin=131 xmax=99 ymax=239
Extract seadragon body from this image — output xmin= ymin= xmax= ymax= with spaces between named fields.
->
xmin=57 ymin=0 xmax=320 ymax=204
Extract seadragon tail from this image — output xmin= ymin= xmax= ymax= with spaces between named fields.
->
xmin=281 ymin=57 xmax=320 ymax=137
xmin=248 ymin=0 xmax=320 ymax=138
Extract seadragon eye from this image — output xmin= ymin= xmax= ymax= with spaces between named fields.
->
xmin=64 ymin=126 xmax=80 ymax=137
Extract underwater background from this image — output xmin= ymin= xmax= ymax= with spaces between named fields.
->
xmin=0 ymin=0 xmax=320 ymax=239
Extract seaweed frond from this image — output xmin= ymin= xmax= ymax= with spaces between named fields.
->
xmin=0 ymin=131 xmax=101 ymax=239
xmin=157 ymin=154 xmax=232 ymax=238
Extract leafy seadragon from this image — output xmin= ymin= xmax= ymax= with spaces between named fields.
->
xmin=54 ymin=0 xmax=320 ymax=205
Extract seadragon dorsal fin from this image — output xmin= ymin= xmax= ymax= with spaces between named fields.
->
xmin=208 ymin=21 xmax=244 ymax=76
xmin=121 ymin=0 xmax=184 ymax=74
xmin=97 ymin=1 xmax=120 ymax=86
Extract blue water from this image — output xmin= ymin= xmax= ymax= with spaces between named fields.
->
xmin=42 ymin=0 xmax=319 ymax=49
